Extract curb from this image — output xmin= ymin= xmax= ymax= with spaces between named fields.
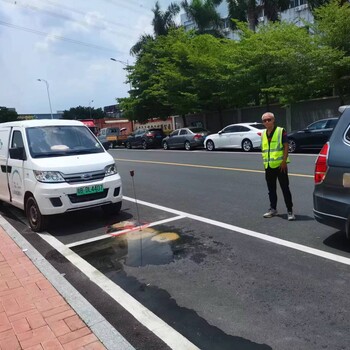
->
xmin=0 ymin=215 xmax=135 ymax=350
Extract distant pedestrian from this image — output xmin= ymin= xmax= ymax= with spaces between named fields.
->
xmin=261 ymin=112 xmax=295 ymax=221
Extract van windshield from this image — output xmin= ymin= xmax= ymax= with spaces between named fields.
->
xmin=26 ymin=126 xmax=105 ymax=158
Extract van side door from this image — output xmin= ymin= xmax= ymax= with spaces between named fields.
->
xmin=0 ymin=127 xmax=12 ymax=202
xmin=8 ymin=128 xmax=26 ymax=208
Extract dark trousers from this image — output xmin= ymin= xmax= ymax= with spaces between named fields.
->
xmin=265 ymin=166 xmax=293 ymax=212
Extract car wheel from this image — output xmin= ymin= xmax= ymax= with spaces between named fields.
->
xmin=288 ymin=139 xmax=297 ymax=153
xmin=184 ymin=141 xmax=191 ymax=151
xmin=242 ymin=139 xmax=253 ymax=152
xmin=163 ymin=141 xmax=169 ymax=150
xmin=142 ymin=140 xmax=148 ymax=150
xmin=102 ymin=202 xmax=122 ymax=216
xmin=25 ymin=196 xmax=47 ymax=232
xmin=206 ymin=140 xmax=215 ymax=151
xmin=125 ymin=141 xmax=131 ymax=149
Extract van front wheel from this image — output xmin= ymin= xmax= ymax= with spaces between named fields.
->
xmin=25 ymin=196 xmax=48 ymax=232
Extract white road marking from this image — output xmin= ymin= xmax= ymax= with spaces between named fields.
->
xmin=123 ymin=196 xmax=350 ymax=266
xmin=37 ymin=231 xmax=199 ymax=350
xmin=66 ymin=215 xmax=185 ymax=248
xmin=116 ymin=158 xmax=313 ymax=178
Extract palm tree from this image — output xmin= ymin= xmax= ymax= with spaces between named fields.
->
xmin=130 ymin=1 xmax=180 ymax=56
xmin=227 ymin=0 xmax=290 ymax=32
xmin=181 ymin=0 xmax=225 ymax=37
xmin=227 ymin=0 xmax=257 ymax=31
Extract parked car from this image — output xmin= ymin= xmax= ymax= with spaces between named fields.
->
xmin=287 ymin=117 xmax=338 ymax=153
xmin=125 ymin=128 xmax=165 ymax=149
xmin=0 ymin=120 xmax=122 ymax=232
xmin=313 ymin=106 xmax=350 ymax=239
xmin=98 ymin=127 xmax=127 ymax=148
xmin=162 ymin=127 xmax=210 ymax=150
xmin=204 ymin=122 xmax=265 ymax=152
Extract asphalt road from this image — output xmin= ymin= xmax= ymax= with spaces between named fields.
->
xmin=1 ymin=148 xmax=350 ymax=350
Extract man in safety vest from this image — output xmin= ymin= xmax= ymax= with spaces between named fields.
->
xmin=261 ymin=112 xmax=295 ymax=221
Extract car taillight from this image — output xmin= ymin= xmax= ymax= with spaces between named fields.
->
xmin=257 ymin=132 xmax=262 ymax=136
xmin=146 ymin=133 xmax=154 ymax=138
xmin=194 ymin=134 xmax=201 ymax=139
xmin=314 ymin=143 xmax=329 ymax=184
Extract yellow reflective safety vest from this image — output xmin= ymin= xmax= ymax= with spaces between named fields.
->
xmin=261 ymin=127 xmax=290 ymax=169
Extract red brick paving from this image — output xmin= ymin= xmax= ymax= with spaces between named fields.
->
xmin=0 ymin=227 xmax=106 ymax=350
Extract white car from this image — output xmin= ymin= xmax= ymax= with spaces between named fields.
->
xmin=204 ymin=122 xmax=265 ymax=152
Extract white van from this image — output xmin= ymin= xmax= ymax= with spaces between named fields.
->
xmin=0 ymin=119 xmax=122 ymax=231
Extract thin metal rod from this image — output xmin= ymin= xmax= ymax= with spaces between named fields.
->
xmin=38 ymin=79 xmax=53 ymax=119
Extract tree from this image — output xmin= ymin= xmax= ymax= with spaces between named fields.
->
xmin=122 ymin=29 xmax=198 ymax=124
xmin=227 ymin=0 xmax=290 ymax=32
xmin=312 ymin=0 xmax=350 ymax=102
xmin=120 ymin=28 xmax=239 ymax=127
xmin=130 ymin=1 xmax=180 ymax=56
xmin=307 ymin=0 xmax=348 ymax=11
xmin=234 ymin=22 xmax=342 ymax=107
xmin=227 ymin=0 xmax=257 ymax=31
xmin=62 ymin=106 xmax=106 ymax=120
xmin=180 ymin=0 xmax=224 ymax=37
xmin=0 ymin=107 xmax=18 ymax=123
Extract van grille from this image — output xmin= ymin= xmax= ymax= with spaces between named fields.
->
xmin=63 ymin=170 xmax=105 ymax=184
xmin=68 ymin=189 xmax=108 ymax=203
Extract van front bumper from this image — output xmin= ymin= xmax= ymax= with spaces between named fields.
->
xmin=33 ymin=174 xmax=122 ymax=215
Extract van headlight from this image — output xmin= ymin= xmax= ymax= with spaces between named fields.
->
xmin=105 ymin=163 xmax=117 ymax=176
xmin=34 ymin=170 xmax=65 ymax=183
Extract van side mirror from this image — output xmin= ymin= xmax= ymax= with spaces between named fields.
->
xmin=9 ymin=147 xmax=27 ymax=160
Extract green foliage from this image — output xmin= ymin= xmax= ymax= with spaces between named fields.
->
xmin=312 ymin=0 xmax=350 ymax=100
xmin=181 ymin=0 xmax=224 ymax=37
xmin=234 ymin=22 xmax=342 ymax=106
xmin=62 ymin=106 xmax=106 ymax=120
xmin=313 ymin=0 xmax=350 ymax=55
xmin=227 ymin=0 xmax=290 ymax=32
xmin=0 ymin=107 xmax=18 ymax=123
xmin=130 ymin=1 xmax=180 ymax=56
xmin=119 ymin=2 xmax=350 ymax=123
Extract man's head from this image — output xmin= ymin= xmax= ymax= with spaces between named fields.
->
xmin=262 ymin=112 xmax=275 ymax=131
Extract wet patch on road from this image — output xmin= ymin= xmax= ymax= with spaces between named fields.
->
xmin=72 ymin=224 xmax=223 ymax=269
xmin=73 ymin=226 xmax=184 ymax=269
xmin=106 ymin=272 xmax=272 ymax=350
xmin=72 ymin=224 xmax=271 ymax=349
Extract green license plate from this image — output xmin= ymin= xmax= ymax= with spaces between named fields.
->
xmin=77 ymin=184 xmax=104 ymax=196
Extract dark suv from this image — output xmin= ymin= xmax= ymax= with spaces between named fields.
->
xmin=125 ymin=128 xmax=165 ymax=149
xmin=313 ymin=106 xmax=350 ymax=239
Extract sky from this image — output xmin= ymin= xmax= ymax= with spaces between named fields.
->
xmin=0 ymin=0 xmax=180 ymax=114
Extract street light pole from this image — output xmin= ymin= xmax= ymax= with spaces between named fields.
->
xmin=37 ymin=79 xmax=53 ymax=119
xmin=89 ymin=99 xmax=94 ymax=119
xmin=110 ymin=58 xmax=131 ymax=90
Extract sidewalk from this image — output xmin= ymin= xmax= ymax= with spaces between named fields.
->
xmin=0 ymin=217 xmax=134 ymax=350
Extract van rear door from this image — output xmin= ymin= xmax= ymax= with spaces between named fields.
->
xmin=0 ymin=127 xmax=12 ymax=202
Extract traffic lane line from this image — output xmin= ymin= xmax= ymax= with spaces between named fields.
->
xmin=115 ymin=158 xmax=313 ymax=178
xmin=67 ymin=215 xmax=185 ymax=248
xmin=36 ymin=231 xmax=200 ymax=350
xmin=123 ymin=196 xmax=350 ymax=266
xmin=114 ymin=148 xmax=319 ymax=157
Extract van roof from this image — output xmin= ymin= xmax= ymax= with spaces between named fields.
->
xmin=0 ymin=119 xmax=85 ymax=128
